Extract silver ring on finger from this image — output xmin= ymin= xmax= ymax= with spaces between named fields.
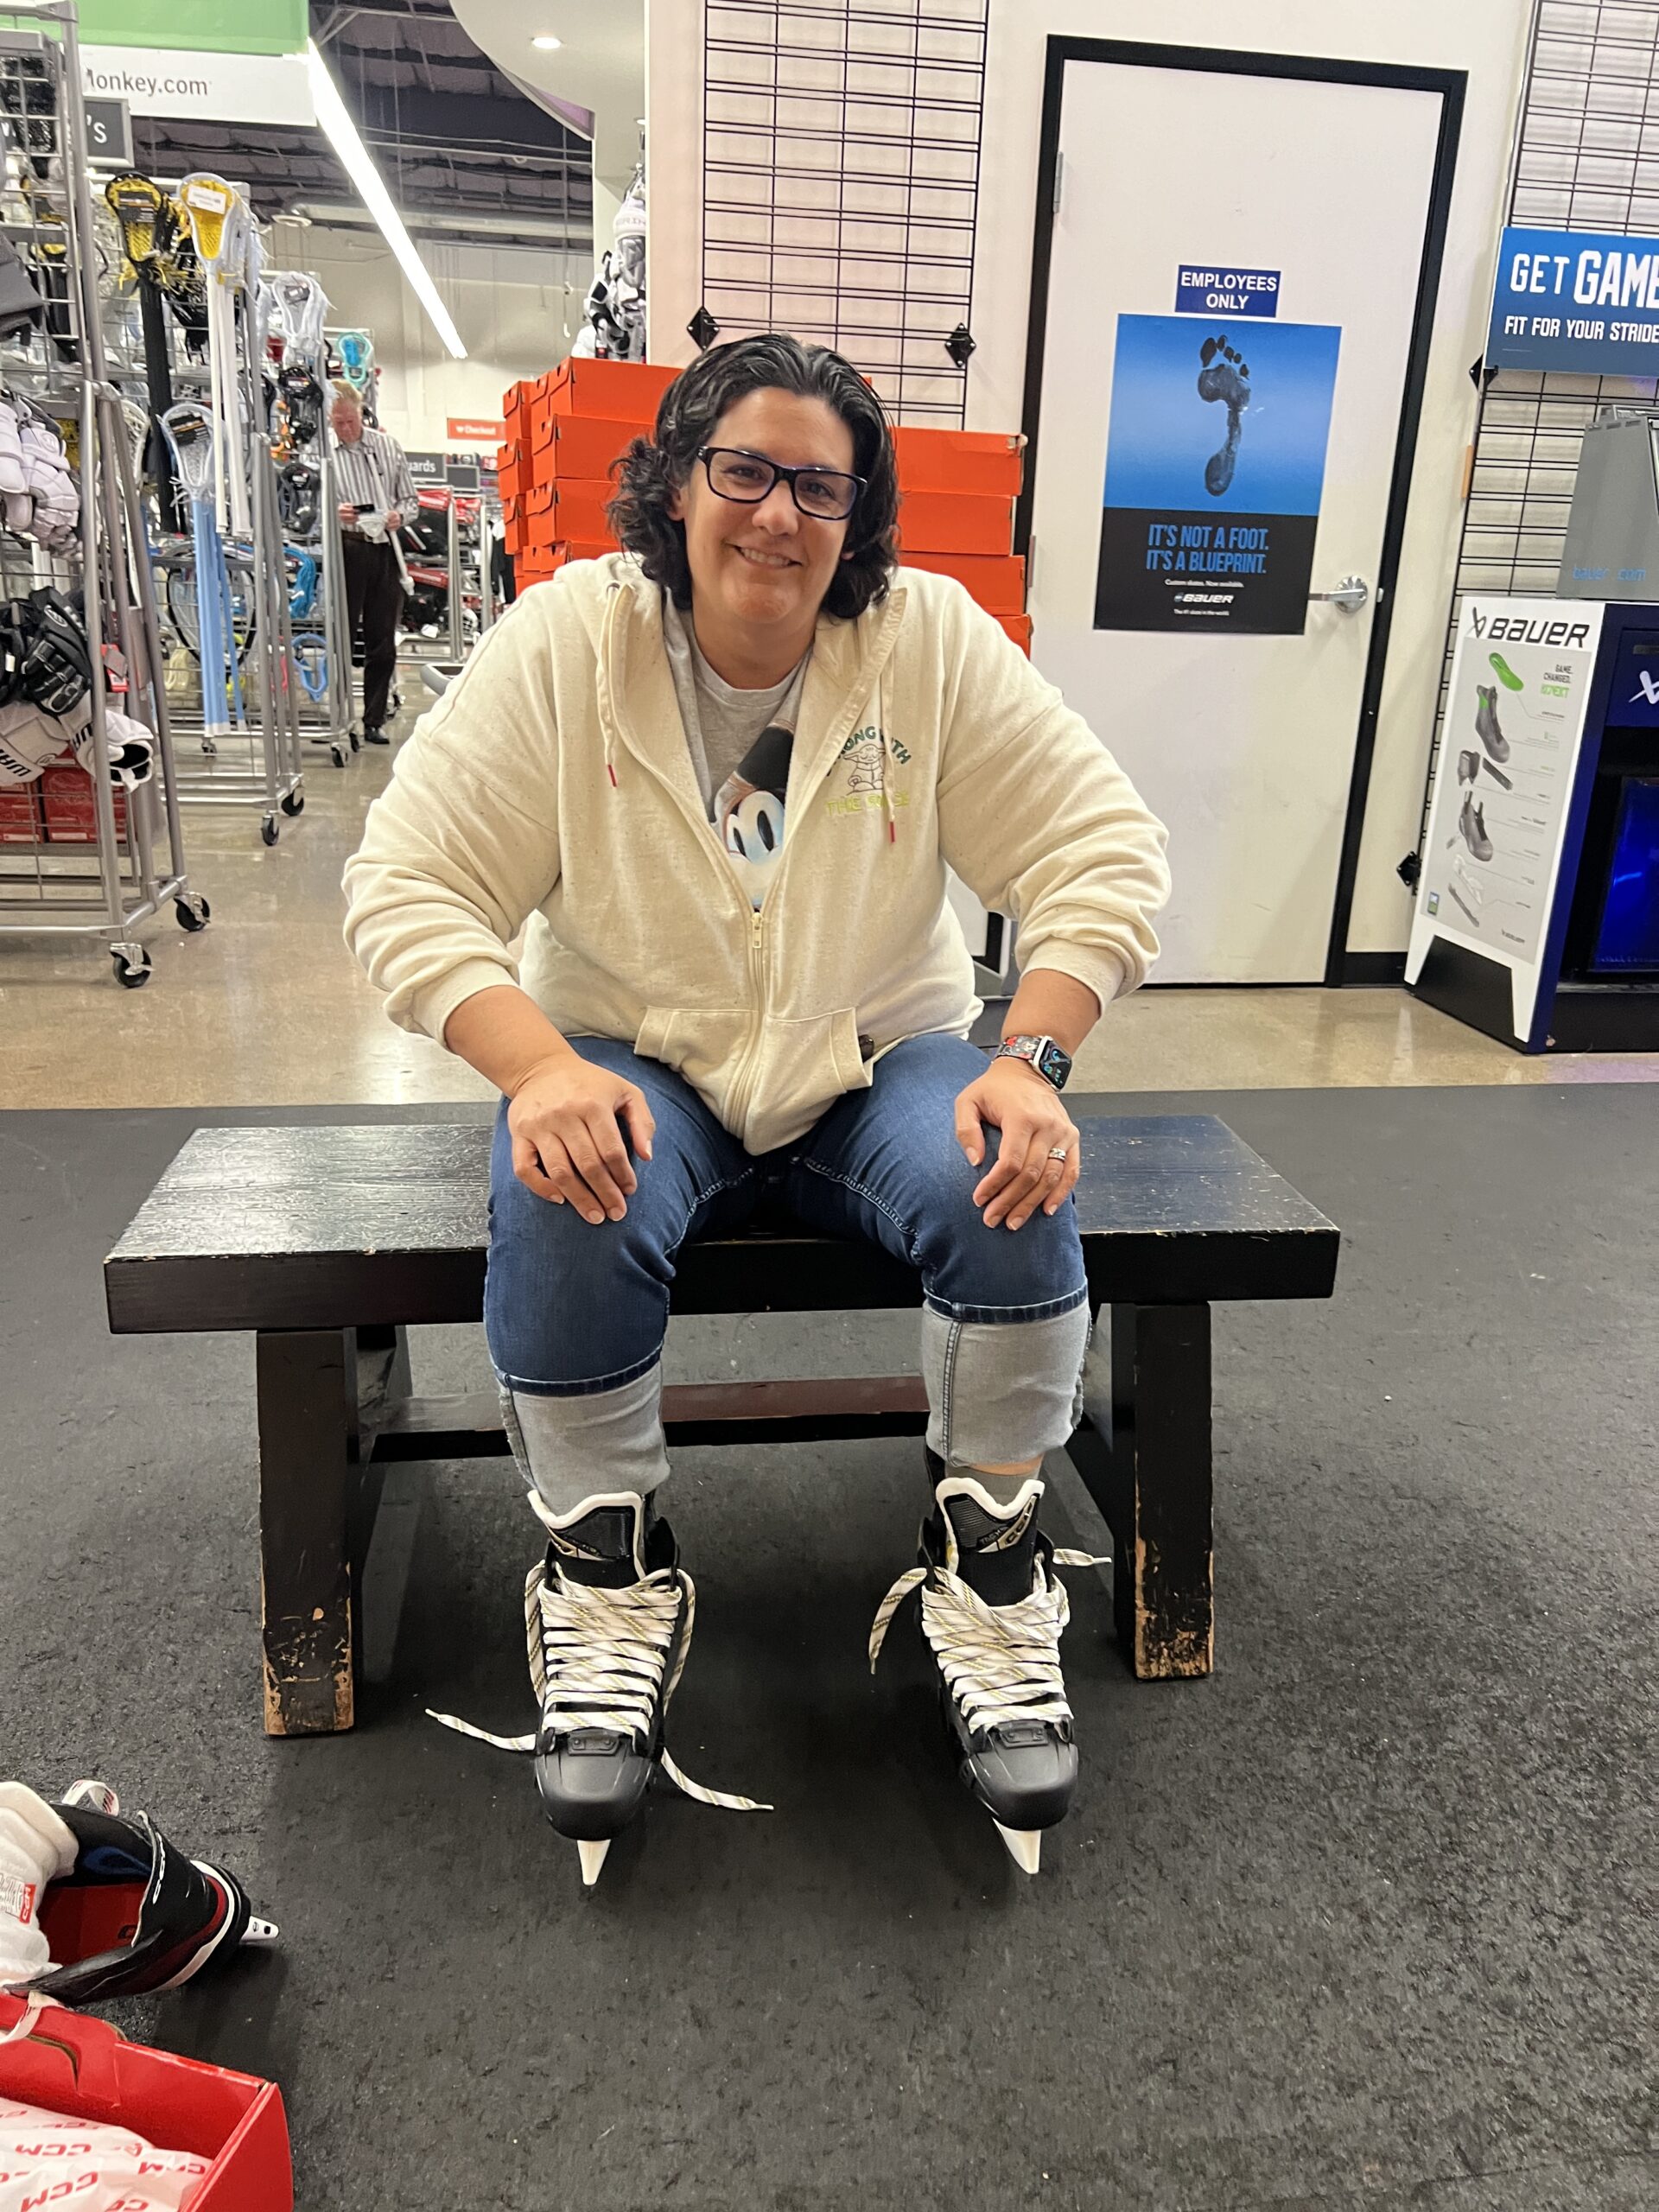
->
xmin=1046 ymin=1145 xmax=1071 ymax=1164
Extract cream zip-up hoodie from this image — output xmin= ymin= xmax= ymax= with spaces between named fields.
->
xmin=343 ymin=555 xmax=1170 ymax=1154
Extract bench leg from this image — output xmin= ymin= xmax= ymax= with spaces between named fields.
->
xmin=1065 ymin=1302 xmax=1214 ymax=1680
xmin=257 ymin=1329 xmax=358 ymax=1736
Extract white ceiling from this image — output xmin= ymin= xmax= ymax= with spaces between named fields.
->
xmin=452 ymin=0 xmax=644 ymax=196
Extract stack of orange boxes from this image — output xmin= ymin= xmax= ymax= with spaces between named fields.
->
xmin=893 ymin=426 xmax=1029 ymax=652
xmin=499 ymin=359 xmax=679 ymax=589
xmin=495 ymin=373 xmax=1030 ymax=652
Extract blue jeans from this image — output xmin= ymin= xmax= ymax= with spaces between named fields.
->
xmin=485 ymin=1034 xmax=1091 ymax=1513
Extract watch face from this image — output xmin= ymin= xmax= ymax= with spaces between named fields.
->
xmin=1038 ymin=1039 xmax=1071 ymax=1090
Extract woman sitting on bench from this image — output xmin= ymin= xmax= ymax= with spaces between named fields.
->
xmin=343 ymin=334 xmax=1169 ymax=1885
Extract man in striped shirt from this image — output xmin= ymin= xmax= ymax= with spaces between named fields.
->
xmin=332 ymin=382 xmax=416 ymax=743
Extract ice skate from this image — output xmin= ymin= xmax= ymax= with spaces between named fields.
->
xmin=1458 ymin=791 xmax=1493 ymax=861
xmin=6 ymin=1778 xmax=276 ymax=2005
xmin=428 ymin=1491 xmax=768 ymax=1886
xmin=1474 ymin=683 xmax=1510 ymax=762
xmin=870 ymin=1451 xmax=1106 ymax=1875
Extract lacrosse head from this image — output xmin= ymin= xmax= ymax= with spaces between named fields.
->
xmin=177 ymin=174 xmax=235 ymax=265
xmin=104 ymin=172 xmax=165 ymax=265
xmin=159 ymin=402 xmax=218 ymax=499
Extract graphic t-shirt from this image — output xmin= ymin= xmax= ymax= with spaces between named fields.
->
xmin=662 ymin=597 xmax=809 ymax=910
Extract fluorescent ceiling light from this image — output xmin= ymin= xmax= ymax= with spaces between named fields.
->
xmin=305 ymin=40 xmax=467 ymax=360
xmin=531 ymin=35 xmax=563 ymax=48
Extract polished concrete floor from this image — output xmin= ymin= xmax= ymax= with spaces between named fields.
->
xmin=3 ymin=690 xmax=1656 ymax=1110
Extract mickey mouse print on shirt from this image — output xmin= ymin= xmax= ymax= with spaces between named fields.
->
xmin=714 ymin=720 xmax=792 ymax=909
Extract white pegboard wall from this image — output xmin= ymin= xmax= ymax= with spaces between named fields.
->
xmin=699 ymin=0 xmax=988 ymax=425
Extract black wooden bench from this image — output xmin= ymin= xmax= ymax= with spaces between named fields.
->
xmin=104 ymin=1115 xmax=1338 ymax=1737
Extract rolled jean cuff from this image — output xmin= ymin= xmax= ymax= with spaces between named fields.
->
xmin=495 ymin=1345 xmax=664 ymax=1398
xmin=921 ymin=1300 xmax=1093 ymax=1468
xmin=499 ymin=1364 xmax=670 ymax=1519
xmin=921 ymin=1281 xmax=1090 ymax=1325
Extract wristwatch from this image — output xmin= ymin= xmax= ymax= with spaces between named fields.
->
xmin=994 ymin=1033 xmax=1072 ymax=1092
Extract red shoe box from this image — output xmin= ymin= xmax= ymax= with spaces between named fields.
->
xmin=38 ymin=758 xmax=126 ymax=842
xmin=896 ymin=489 xmax=1016 ymax=556
xmin=893 ymin=426 xmax=1025 ymax=498
xmin=901 ymin=550 xmax=1027 ymax=613
xmin=496 ymin=446 xmax=529 ymax=500
xmin=523 ymin=481 xmax=618 ymax=551
xmin=529 ymin=413 xmax=639 ymax=483
xmin=0 ymin=1994 xmax=293 ymax=2210
xmin=999 ymin=612 xmax=1033 ymax=654
xmin=0 ymin=783 xmax=42 ymax=841
xmin=544 ymin=359 xmax=677 ymax=421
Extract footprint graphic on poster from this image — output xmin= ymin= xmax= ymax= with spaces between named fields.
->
xmin=1197 ymin=335 xmax=1251 ymax=496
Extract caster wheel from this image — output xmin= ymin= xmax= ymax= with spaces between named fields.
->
xmin=348 ymin=728 xmax=360 ymax=753
xmin=175 ymin=895 xmax=211 ymax=932
xmin=112 ymin=948 xmax=151 ymax=988
xmin=330 ymin=743 xmax=347 ymax=768
xmin=261 ymin=812 xmax=279 ymax=846
xmin=281 ymin=789 xmax=305 ymax=817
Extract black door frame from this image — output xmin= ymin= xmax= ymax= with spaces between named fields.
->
xmin=1015 ymin=38 xmax=1466 ymax=987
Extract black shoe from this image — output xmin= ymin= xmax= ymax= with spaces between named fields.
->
xmin=427 ymin=1491 xmax=768 ymax=1887
xmin=869 ymin=1447 xmax=1104 ymax=1874
xmin=363 ymin=726 xmax=390 ymax=745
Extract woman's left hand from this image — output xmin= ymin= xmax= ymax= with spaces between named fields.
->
xmin=954 ymin=1058 xmax=1080 ymax=1230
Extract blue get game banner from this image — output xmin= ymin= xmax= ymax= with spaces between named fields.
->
xmin=1095 ymin=314 xmax=1342 ymax=633
xmin=1487 ymin=226 xmax=1659 ymax=375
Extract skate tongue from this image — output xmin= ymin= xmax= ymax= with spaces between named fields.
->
xmin=537 ymin=1491 xmax=664 ymax=1588
xmin=934 ymin=1474 xmax=1045 ymax=1608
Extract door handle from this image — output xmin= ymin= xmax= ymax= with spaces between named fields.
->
xmin=1308 ymin=574 xmax=1370 ymax=613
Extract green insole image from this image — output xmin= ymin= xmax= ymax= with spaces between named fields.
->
xmin=1489 ymin=653 xmax=1524 ymax=691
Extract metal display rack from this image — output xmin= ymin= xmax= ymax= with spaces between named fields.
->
xmin=154 ymin=213 xmax=310 ymax=842
xmin=0 ymin=3 xmax=206 ymax=986
xmin=699 ymin=0 xmax=989 ymax=425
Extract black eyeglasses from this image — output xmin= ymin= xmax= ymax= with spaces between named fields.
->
xmin=696 ymin=445 xmax=864 ymax=521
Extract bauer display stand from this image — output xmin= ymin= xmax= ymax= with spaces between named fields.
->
xmin=0 ymin=1995 xmax=293 ymax=2209
xmin=1407 ymin=594 xmax=1659 ymax=1052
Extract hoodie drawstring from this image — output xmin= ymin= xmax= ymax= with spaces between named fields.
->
xmin=879 ymin=671 xmax=894 ymax=843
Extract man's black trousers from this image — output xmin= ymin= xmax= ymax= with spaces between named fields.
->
xmin=342 ymin=537 xmax=402 ymax=733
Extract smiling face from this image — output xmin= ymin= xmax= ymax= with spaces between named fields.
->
xmin=667 ymin=387 xmax=856 ymax=645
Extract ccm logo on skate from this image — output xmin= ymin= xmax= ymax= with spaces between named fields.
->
xmin=983 ymin=1497 xmax=1039 ymax=1551
xmin=1469 ymin=611 xmax=1592 ymax=646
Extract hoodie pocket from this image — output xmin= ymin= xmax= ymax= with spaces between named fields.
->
xmin=633 ymin=1003 xmax=869 ymax=1134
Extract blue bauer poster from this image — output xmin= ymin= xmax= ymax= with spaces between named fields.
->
xmin=1095 ymin=314 xmax=1342 ymax=633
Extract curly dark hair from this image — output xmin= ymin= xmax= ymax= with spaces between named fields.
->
xmin=606 ymin=334 xmax=899 ymax=620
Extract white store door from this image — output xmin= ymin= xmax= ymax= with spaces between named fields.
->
xmin=1025 ymin=51 xmax=1459 ymax=982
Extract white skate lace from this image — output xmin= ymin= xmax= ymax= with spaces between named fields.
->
xmin=428 ymin=1559 xmax=769 ymax=1813
xmin=868 ymin=1548 xmax=1106 ymax=1736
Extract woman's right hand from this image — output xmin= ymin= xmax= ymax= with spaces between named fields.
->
xmin=507 ymin=1052 xmax=656 ymax=1223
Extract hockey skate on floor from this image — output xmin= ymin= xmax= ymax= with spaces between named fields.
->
xmin=869 ymin=1451 xmax=1106 ymax=1875
xmin=428 ymin=1491 xmax=768 ymax=1886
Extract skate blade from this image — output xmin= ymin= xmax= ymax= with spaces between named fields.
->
xmin=241 ymin=1916 xmax=280 ymax=1946
xmin=577 ymin=1838 xmax=611 ymax=1888
xmin=994 ymin=1821 xmax=1042 ymax=1876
